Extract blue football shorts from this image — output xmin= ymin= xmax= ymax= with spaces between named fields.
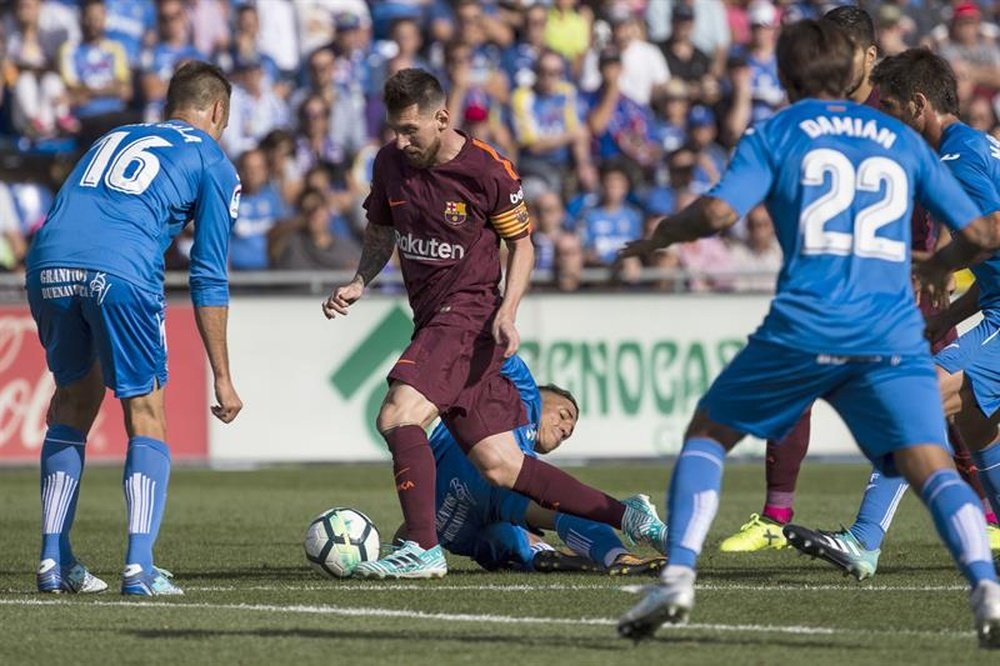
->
xmin=935 ymin=314 xmax=1000 ymax=419
xmin=26 ymin=268 xmax=167 ymax=398
xmin=700 ymin=338 xmax=948 ymax=473
xmin=434 ymin=439 xmax=532 ymax=556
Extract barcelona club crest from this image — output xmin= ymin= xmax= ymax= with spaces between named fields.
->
xmin=444 ymin=201 xmax=467 ymax=226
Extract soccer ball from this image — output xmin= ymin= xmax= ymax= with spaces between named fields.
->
xmin=303 ymin=507 xmax=381 ymax=578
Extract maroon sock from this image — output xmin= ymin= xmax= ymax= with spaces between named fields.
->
xmin=949 ymin=422 xmax=989 ymax=501
xmin=382 ymin=425 xmax=438 ymax=549
xmin=763 ymin=408 xmax=811 ymax=523
xmin=513 ymin=455 xmax=626 ymax=528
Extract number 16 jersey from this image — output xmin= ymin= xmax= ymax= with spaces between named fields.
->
xmin=27 ymin=121 xmax=240 ymax=307
xmin=710 ymin=99 xmax=981 ymax=357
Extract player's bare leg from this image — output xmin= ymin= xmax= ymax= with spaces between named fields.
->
xmin=468 ymin=431 xmax=668 ymax=553
xmin=355 ymin=382 xmax=447 ymax=578
xmin=619 ymin=411 xmax=745 ymax=641
xmin=38 ymin=361 xmax=107 ymax=594
xmin=893 ymin=444 xmax=1000 ymax=647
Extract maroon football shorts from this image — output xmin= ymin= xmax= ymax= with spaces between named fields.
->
xmin=387 ymin=321 xmax=527 ymax=449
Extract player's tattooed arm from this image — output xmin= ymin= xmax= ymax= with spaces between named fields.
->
xmin=354 ymin=223 xmax=398 ymax=287
xmin=323 ymin=224 xmax=396 ymax=319
xmin=617 ymin=196 xmax=738 ymax=260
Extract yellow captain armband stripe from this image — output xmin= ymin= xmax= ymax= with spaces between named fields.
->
xmin=491 ymin=202 xmax=532 ymax=238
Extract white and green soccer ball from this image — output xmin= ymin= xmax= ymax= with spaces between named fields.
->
xmin=304 ymin=507 xmax=381 ymax=578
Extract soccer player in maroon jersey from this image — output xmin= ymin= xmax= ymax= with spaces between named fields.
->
xmin=718 ymin=6 xmax=1000 ymax=553
xmin=323 ymin=69 xmax=666 ymax=578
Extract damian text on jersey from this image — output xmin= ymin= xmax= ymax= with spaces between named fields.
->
xmin=798 ymin=116 xmax=898 ymax=150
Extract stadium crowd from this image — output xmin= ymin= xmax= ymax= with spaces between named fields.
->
xmin=0 ymin=0 xmax=998 ymax=292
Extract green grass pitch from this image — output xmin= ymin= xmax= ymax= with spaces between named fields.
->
xmin=1 ymin=462 xmax=997 ymax=665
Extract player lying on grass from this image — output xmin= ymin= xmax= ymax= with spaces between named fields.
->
xmin=616 ymin=19 xmax=1000 ymax=648
xmin=784 ymin=49 xmax=1000 ymax=580
xmin=407 ymin=355 xmax=666 ymax=576
xmin=716 ymin=4 xmax=1000 ymax=555
xmin=26 ymin=62 xmax=243 ymax=596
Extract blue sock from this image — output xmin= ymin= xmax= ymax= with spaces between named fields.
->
xmin=554 ymin=513 xmax=628 ymax=567
xmin=972 ymin=442 xmax=1000 ymax=518
xmin=667 ymin=437 xmax=725 ymax=569
xmin=39 ymin=425 xmax=87 ymax=565
xmin=123 ymin=437 xmax=171 ymax=572
xmin=847 ymin=470 xmax=909 ymax=551
xmin=920 ymin=468 xmax=997 ymax=586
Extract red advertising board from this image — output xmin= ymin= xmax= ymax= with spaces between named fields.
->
xmin=0 ymin=304 xmax=208 ymax=463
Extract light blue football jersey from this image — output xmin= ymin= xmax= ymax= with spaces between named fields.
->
xmin=936 ymin=122 xmax=1000 ymax=320
xmin=27 ymin=121 xmax=240 ymax=306
xmin=710 ymin=99 xmax=981 ymax=356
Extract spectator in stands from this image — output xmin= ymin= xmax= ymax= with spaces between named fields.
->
xmin=331 ymin=11 xmax=376 ymax=132
xmin=140 ymin=0 xmax=203 ymax=122
xmin=290 ymin=46 xmax=366 ymax=170
xmin=718 ymin=52 xmax=752 ymax=147
xmin=221 ymin=4 xmax=286 ymax=98
xmin=554 ymin=232 xmax=585 ymax=292
xmin=260 ymin=128 xmax=300 ymax=206
xmin=103 ymin=0 xmax=155 ymax=64
xmin=661 ymin=3 xmax=713 ymax=99
xmin=502 ymin=3 xmax=548 ymax=90
xmin=302 ymin=161 xmax=359 ymax=240
xmin=687 ymin=105 xmax=727 ymax=191
xmin=187 ymin=0 xmax=229 ymax=62
xmin=530 ymin=188 xmax=570 ymax=273
xmin=0 ymin=182 xmax=28 ymax=270
xmin=651 ymin=78 xmax=690 ymax=155
xmin=609 ymin=6 xmax=671 ymax=107
xmin=729 ymin=205 xmax=782 ymax=292
xmin=4 ymin=0 xmax=76 ymax=139
xmin=647 ymin=0 xmax=731 ymax=75
xmin=254 ymin=0 xmax=300 ymax=76
xmin=585 ymin=47 xmax=661 ymax=181
xmin=292 ymin=94 xmax=348 ymax=181
xmin=221 ymin=55 xmax=290 ymax=159
xmin=451 ymin=1 xmax=510 ymax=104
xmin=59 ymin=0 xmax=133 ymax=143
xmin=296 ymin=1 xmax=371 ymax=59
xmin=270 ymin=188 xmax=361 ymax=270
xmin=382 ymin=17 xmax=432 ymax=79
xmin=936 ymin=2 xmax=1000 ymax=91
xmin=230 ymin=148 xmax=288 ymax=271
xmin=877 ymin=4 xmax=909 ymax=57
xmin=579 ymin=162 xmax=643 ymax=278
xmin=545 ymin=0 xmax=591 ymax=75
xmin=510 ymin=49 xmax=592 ymax=196
xmin=731 ymin=0 xmax=784 ymax=124
xmin=966 ymin=95 xmax=998 ymax=132
xmin=445 ymin=40 xmax=514 ymax=153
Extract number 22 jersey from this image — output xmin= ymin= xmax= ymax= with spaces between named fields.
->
xmin=27 ymin=121 xmax=240 ymax=307
xmin=710 ymin=99 xmax=981 ymax=357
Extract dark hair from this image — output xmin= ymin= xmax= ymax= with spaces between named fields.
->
xmin=776 ymin=19 xmax=855 ymax=101
xmin=82 ymin=0 xmax=105 ymax=10
xmin=538 ymin=384 xmax=579 ymax=416
xmin=871 ymin=48 xmax=960 ymax=115
xmin=383 ymin=68 xmax=446 ymax=115
xmin=599 ymin=159 xmax=632 ymax=186
xmin=164 ymin=60 xmax=232 ymax=117
xmin=298 ymin=93 xmax=330 ymax=125
xmin=822 ymin=5 xmax=875 ymax=50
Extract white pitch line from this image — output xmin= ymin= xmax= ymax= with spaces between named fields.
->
xmin=178 ymin=582 xmax=969 ymax=593
xmin=0 ymin=598 xmax=963 ymax=639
